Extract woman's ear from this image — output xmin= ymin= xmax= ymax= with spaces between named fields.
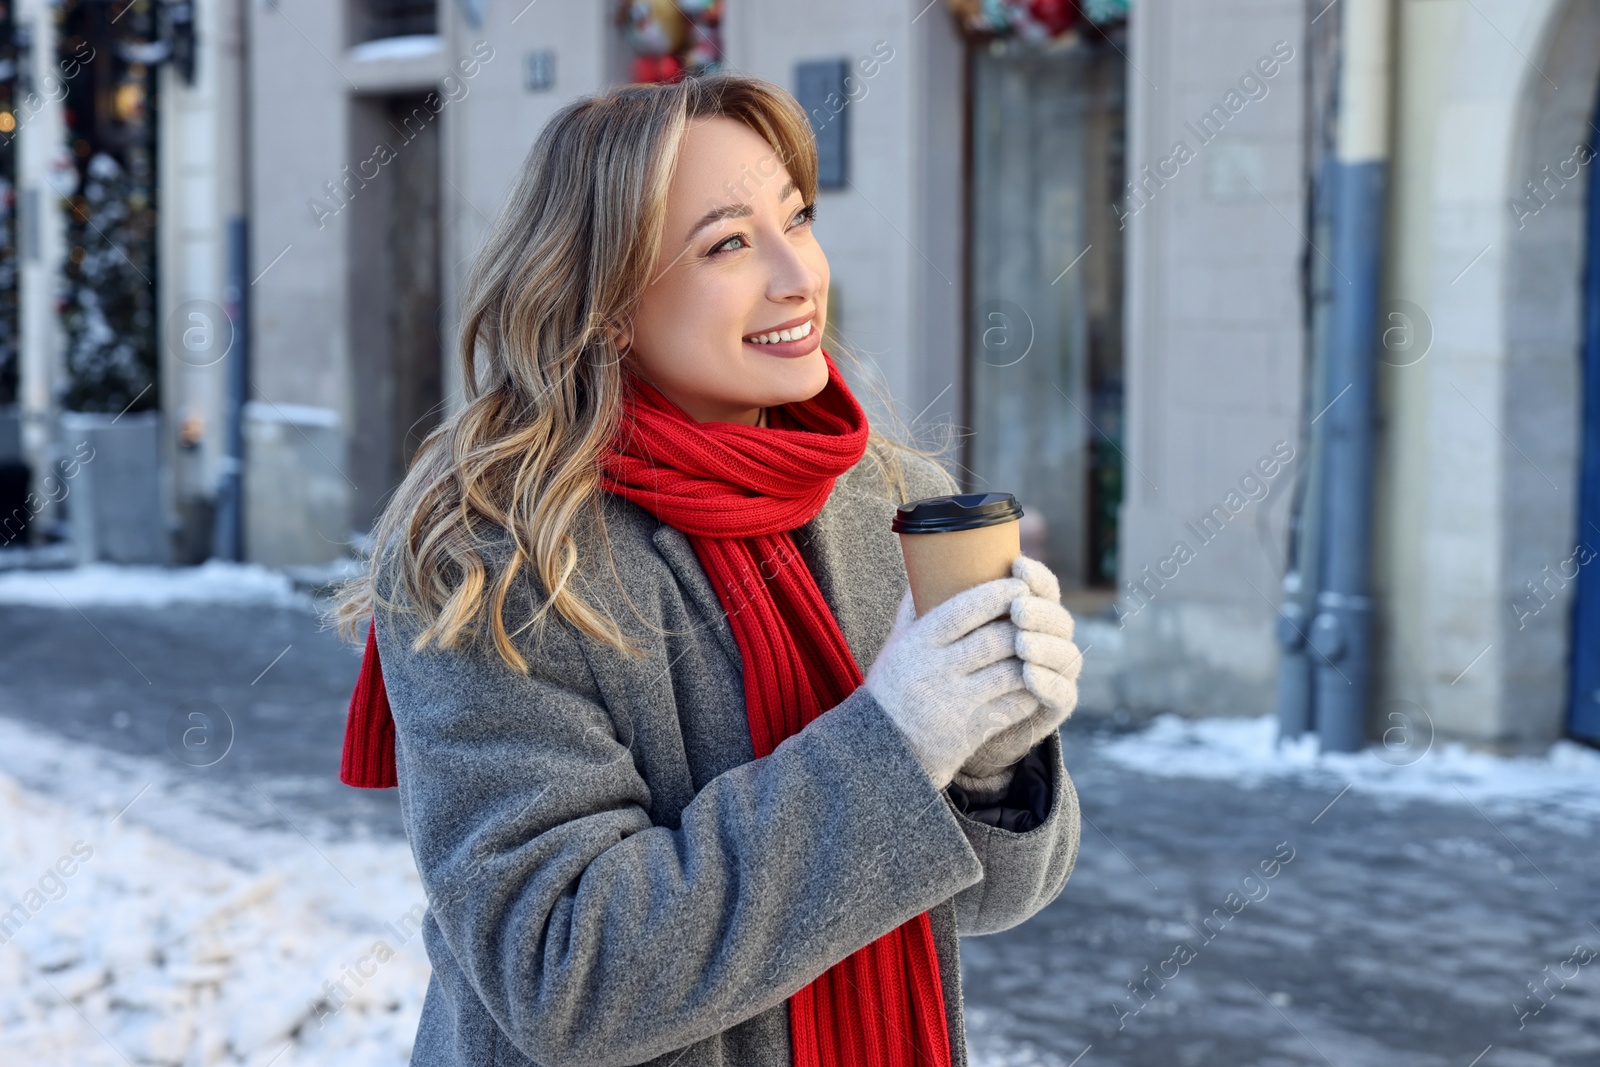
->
xmin=608 ymin=321 xmax=633 ymax=356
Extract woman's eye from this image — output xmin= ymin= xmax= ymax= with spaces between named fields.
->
xmin=708 ymin=206 xmax=816 ymax=256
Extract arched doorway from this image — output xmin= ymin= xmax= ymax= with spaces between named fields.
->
xmin=1409 ymin=0 xmax=1600 ymax=748
xmin=1499 ymin=0 xmax=1600 ymax=746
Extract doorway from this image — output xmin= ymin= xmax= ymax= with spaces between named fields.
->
xmin=347 ymin=92 xmax=444 ymax=531
xmin=966 ymin=36 xmax=1125 ymax=595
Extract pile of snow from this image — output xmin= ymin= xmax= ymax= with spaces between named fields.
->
xmin=1095 ymin=712 xmax=1600 ymax=820
xmin=0 ymin=769 xmax=428 ymax=1066
xmin=0 ymin=560 xmax=308 ymax=609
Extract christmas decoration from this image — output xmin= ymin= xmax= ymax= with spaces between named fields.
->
xmin=676 ymin=0 xmax=723 ymax=73
xmin=946 ymin=0 xmax=1126 ymax=44
xmin=59 ymin=151 xmax=157 ymax=415
xmin=616 ymin=0 xmax=723 ymax=83
xmin=56 ymin=2 xmax=159 ymax=416
xmin=1082 ymin=0 xmax=1130 ymax=21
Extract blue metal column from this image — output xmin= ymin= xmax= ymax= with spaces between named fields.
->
xmin=212 ymin=216 xmax=248 ymax=561
xmin=1308 ymin=0 xmax=1392 ymax=752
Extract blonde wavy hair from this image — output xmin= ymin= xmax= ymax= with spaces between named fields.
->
xmin=328 ymin=73 xmax=957 ymax=672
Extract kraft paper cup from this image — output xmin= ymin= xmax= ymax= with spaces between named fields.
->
xmin=892 ymin=493 xmax=1024 ymax=619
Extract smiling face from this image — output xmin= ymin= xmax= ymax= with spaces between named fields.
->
xmin=620 ymin=115 xmax=830 ymax=426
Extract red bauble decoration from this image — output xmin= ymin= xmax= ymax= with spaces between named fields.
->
xmin=1027 ymin=0 xmax=1077 ymax=36
xmin=631 ymin=53 xmax=685 ymax=83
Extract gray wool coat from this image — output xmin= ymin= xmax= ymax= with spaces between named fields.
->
xmin=373 ymin=445 xmax=1082 ymax=1067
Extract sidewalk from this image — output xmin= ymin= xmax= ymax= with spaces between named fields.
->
xmin=0 ymin=563 xmax=1596 ymax=1066
xmin=967 ymin=715 xmax=1600 ymax=1067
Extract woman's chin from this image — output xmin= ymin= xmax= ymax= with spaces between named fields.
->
xmin=767 ymin=351 xmax=830 ymax=404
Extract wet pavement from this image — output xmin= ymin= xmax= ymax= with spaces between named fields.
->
xmin=0 ymin=598 xmax=403 ymax=841
xmin=963 ymin=745 xmax=1599 ymax=1066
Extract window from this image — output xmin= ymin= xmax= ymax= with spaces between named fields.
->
xmin=358 ymin=0 xmax=435 ymax=44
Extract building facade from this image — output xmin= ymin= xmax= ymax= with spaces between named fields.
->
xmin=1370 ymin=0 xmax=1600 ymax=749
xmin=242 ymin=0 xmax=972 ymax=564
xmin=3 ymin=0 xmax=1597 ymax=752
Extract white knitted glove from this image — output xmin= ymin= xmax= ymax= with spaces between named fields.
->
xmin=864 ymin=576 xmax=1039 ymax=792
xmin=949 ymin=554 xmax=1082 ymax=802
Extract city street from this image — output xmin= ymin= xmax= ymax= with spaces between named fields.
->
xmin=1 ymin=566 xmax=1597 ymax=1066
xmin=4 ymin=3 xmax=1598 ymax=1065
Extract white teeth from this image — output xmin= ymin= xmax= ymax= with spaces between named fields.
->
xmin=747 ymin=319 xmax=812 ymax=344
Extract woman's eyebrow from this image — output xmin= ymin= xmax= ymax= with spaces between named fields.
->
xmin=686 ymin=202 xmax=751 ymax=242
xmin=685 ymin=179 xmax=798 ymax=242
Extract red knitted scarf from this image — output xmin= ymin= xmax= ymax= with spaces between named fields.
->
xmin=338 ymin=349 xmax=952 ymax=1066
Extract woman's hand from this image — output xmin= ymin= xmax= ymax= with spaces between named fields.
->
xmin=864 ymin=576 xmax=1038 ymax=792
xmin=951 ymin=554 xmax=1082 ymax=796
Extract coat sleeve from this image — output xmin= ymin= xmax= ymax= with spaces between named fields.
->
xmin=945 ymin=729 xmax=1081 ymax=936
xmin=376 ymin=603 xmax=987 ymax=1067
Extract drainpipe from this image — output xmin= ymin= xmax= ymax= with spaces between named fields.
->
xmin=1275 ymin=2 xmax=1339 ymax=742
xmin=214 ymin=217 xmax=248 ymax=561
xmin=213 ymin=0 xmax=250 ymax=561
xmin=1306 ymin=0 xmax=1392 ymax=752
xmin=1273 ymin=161 xmax=1329 ymax=742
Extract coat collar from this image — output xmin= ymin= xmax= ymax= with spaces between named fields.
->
xmin=646 ymin=459 xmax=908 ymax=675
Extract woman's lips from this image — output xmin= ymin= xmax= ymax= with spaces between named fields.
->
xmin=742 ymin=316 xmax=820 ymax=359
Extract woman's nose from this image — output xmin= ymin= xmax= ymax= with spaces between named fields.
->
xmin=764 ymin=231 xmax=823 ymax=301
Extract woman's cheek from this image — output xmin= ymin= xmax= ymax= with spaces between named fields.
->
xmin=810 ymin=232 xmax=830 ymax=275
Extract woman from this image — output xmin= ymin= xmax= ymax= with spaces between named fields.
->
xmin=330 ymin=73 xmax=1083 ymax=1067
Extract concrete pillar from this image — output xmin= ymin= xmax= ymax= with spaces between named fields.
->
xmin=1116 ymin=0 xmax=1308 ymax=718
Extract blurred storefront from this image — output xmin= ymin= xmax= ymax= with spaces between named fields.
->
xmin=0 ymin=0 xmax=1596 ymax=752
xmin=236 ymin=0 xmax=1134 ymax=577
xmin=3 ymin=0 xmax=228 ymax=566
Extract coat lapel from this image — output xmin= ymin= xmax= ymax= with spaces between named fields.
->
xmin=648 ymin=460 xmax=909 ymax=680
xmin=650 ymin=523 xmax=744 ymax=669
xmin=790 ymin=464 xmax=910 ymax=674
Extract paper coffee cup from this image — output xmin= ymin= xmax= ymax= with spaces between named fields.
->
xmin=892 ymin=492 xmax=1024 ymax=618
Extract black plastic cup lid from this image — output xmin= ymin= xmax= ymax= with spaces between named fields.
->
xmin=892 ymin=492 xmax=1024 ymax=534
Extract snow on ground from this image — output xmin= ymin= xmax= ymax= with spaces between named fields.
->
xmin=1094 ymin=711 xmax=1600 ymax=827
xmin=965 ymin=1005 xmax=1079 ymax=1067
xmin=0 ymin=717 xmax=427 ymax=1067
xmin=0 ymin=559 xmax=312 ymax=610
xmin=0 ymin=767 xmax=428 ymax=1067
